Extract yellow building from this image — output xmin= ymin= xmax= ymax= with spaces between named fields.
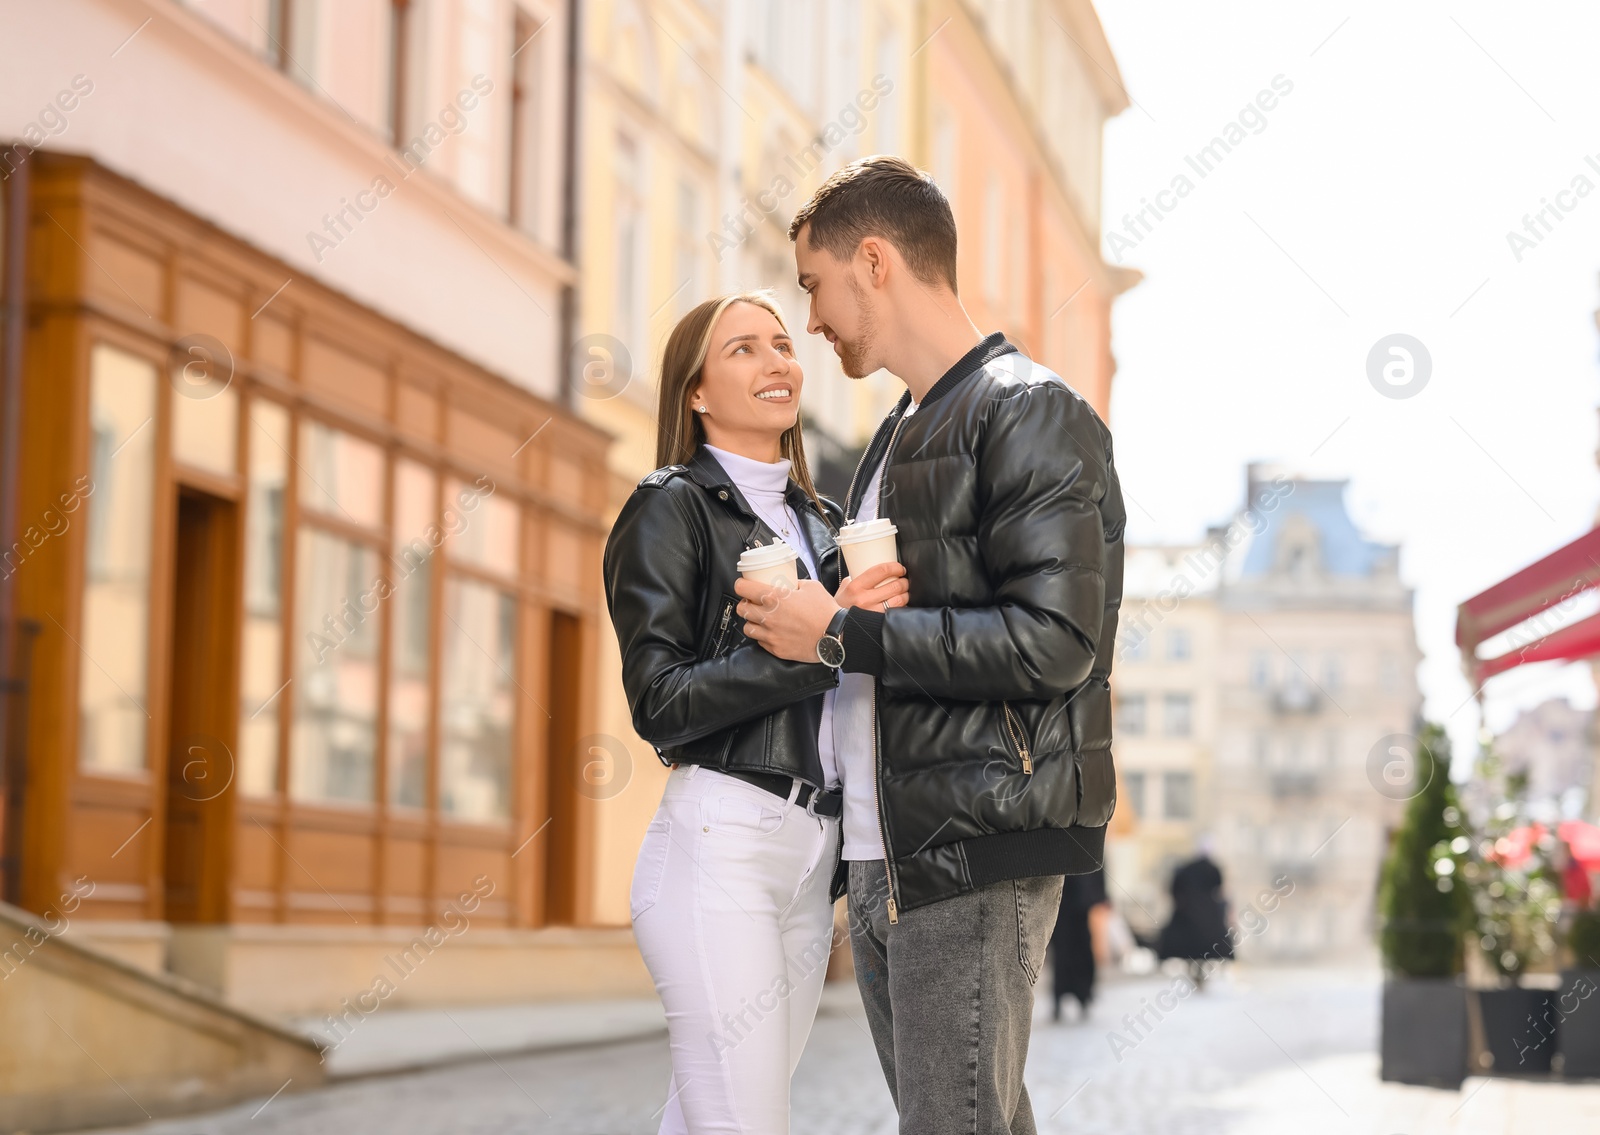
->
xmin=577 ymin=0 xmax=1139 ymax=930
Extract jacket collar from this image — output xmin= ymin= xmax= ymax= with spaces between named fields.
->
xmin=684 ymin=445 xmax=839 ymax=585
xmin=844 ymin=333 xmax=1018 ymax=518
xmin=686 ymin=444 xmax=820 ymax=518
xmin=919 ymin=331 xmax=1018 ymax=407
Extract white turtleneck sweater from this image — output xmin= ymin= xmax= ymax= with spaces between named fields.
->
xmin=704 ymin=445 xmax=839 ymax=790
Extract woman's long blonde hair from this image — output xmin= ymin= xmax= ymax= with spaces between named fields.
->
xmin=655 ymin=291 xmax=823 ymax=508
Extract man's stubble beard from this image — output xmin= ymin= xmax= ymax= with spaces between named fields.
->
xmin=837 ymin=278 xmax=877 ymax=379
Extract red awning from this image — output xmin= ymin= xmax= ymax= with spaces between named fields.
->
xmin=1457 ymin=526 xmax=1600 ymax=686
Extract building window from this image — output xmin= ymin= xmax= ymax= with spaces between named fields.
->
xmin=1120 ymin=628 xmax=1149 ymax=662
xmin=239 ymin=399 xmax=290 ymax=795
xmin=1163 ymin=772 xmax=1194 ymax=820
xmin=615 ymin=132 xmax=647 ymax=367
xmin=172 ymin=359 xmax=238 ymax=476
xmin=508 ymin=5 xmax=544 ymax=235
xmin=448 ymin=477 xmax=520 ymax=576
xmin=1163 ymin=692 xmax=1192 ymax=737
xmin=291 ymin=423 xmax=385 ymax=805
xmin=277 ymin=0 xmax=324 ymax=91
xmin=386 ymin=0 xmax=410 ymax=148
xmin=440 ymin=578 xmax=517 ymax=821
xmin=79 ymin=345 xmax=157 ymax=773
xmin=1254 ymin=731 xmax=1271 ymax=767
xmin=1124 ymin=771 xmax=1145 ymax=819
xmin=983 ymin=173 xmax=1003 ymax=305
xmin=874 ymin=24 xmax=900 ymax=154
xmin=299 ymin=419 xmax=384 ymax=528
xmin=454 ymin=0 xmax=499 ymax=208
xmin=932 ymin=108 xmax=958 ymax=214
xmin=1116 ymin=692 xmax=1146 ymax=736
xmin=292 ymin=527 xmax=381 ymax=804
xmin=674 ymin=179 xmax=701 ymax=319
xmin=1167 ymin=628 xmax=1191 ymax=662
xmin=1323 ymin=651 xmax=1341 ymax=691
xmin=388 ymin=460 xmax=437 ymax=809
xmin=1250 ymin=650 xmax=1271 ymax=688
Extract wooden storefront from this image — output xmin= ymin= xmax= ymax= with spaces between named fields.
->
xmin=1 ymin=153 xmax=610 ymax=939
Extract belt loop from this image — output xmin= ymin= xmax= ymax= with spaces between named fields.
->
xmin=786 ymin=778 xmax=803 ymax=807
xmin=684 ymin=764 xmax=700 ymax=780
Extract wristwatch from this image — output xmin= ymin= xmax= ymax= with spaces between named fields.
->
xmin=816 ymin=608 xmax=848 ymax=668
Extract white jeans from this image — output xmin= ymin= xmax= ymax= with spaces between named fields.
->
xmin=631 ymin=765 xmax=841 ymax=1134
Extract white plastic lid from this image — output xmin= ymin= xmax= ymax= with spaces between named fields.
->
xmin=835 ymin=517 xmax=898 ymax=544
xmin=737 ymin=539 xmax=800 ymax=570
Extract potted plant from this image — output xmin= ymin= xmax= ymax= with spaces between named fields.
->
xmin=1378 ymin=724 xmax=1473 ymax=1087
xmin=1462 ymin=761 xmax=1561 ymax=1076
xmin=1557 ymin=906 xmax=1600 ymax=1078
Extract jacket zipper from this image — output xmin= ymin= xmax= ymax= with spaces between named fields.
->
xmin=1001 ymin=701 xmax=1033 ymax=774
xmin=712 ymin=599 xmax=734 ymax=656
xmin=870 ymin=410 xmax=912 ymax=924
xmin=844 ymin=397 xmax=907 ymax=520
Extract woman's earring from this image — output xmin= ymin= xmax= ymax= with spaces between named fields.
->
xmin=695 ymin=405 xmax=708 ymax=415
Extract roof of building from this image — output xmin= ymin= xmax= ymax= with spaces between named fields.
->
xmin=1227 ymin=464 xmax=1400 ymax=583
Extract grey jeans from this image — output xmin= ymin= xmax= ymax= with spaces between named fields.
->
xmin=848 ymin=861 xmax=1065 ymax=1135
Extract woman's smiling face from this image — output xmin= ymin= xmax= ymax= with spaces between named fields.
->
xmin=691 ymin=301 xmax=804 ymax=454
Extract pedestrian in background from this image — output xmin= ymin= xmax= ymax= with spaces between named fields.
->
xmin=1050 ymin=868 xmax=1109 ymax=1022
xmin=1157 ymin=841 xmax=1232 ymax=990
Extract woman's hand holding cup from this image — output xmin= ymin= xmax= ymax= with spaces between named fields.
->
xmin=836 ymin=561 xmax=909 ymax=612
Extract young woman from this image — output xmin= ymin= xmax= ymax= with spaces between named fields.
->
xmin=603 ymin=292 xmax=907 ymax=1133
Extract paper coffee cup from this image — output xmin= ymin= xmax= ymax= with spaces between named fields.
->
xmin=835 ymin=518 xmax=899 ymax=577
xmin=737 ymin=540 xmax=800 ymax=587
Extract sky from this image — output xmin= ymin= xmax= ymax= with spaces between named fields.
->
xmin=1093 ymin=0 xmax=1600 ymax=771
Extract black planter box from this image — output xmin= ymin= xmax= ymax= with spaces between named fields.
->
xmin=1477 ymin=987 xmax=1558 ymax=1075
xmin=1557 ymin=970 xmax=1600 ymax=1079
xmin=1381 ymin=977 xmax=1467 ymax=1087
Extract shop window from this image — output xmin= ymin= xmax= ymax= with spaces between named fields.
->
xmin=388 ymin=460 xmax=437 ymax=809
xmin=441 ymin=578 xmax=516 ymax=822
xmin=299 ymin=419 xmax=383 ymax=528
xmin=448 ymin=477 xmax=519 ymax=577
xmin=79 ymin=345 xmax=156 ymax=773
xmin=239 ymin=399 xmax=289 ymax=795
xmin=291 ymin=528 xmax=380 ymax=803
xmin=172 ymin=379 xmax=238 ymax=475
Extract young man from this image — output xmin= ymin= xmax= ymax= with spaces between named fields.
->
xmin=734 ymin=155 xmax=1126 ymax=1134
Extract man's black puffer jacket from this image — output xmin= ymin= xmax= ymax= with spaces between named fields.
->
xmin=838 ymin=333 xmax=1126 ymax=917
xmin=603 ymin=446 xmax=844 ymax=790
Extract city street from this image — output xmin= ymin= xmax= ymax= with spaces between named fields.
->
xmin=77 ymin=966 xmax=1600 ymax=1134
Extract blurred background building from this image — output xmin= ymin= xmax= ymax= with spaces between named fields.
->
xmin=0 ymin=0 xmax=1137 ymax=1036
xmin=1110 ymin=464 xmax=1422 ymax=961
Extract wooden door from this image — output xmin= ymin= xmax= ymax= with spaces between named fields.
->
xmin=162 ymin=489 xmax=239 ymax=922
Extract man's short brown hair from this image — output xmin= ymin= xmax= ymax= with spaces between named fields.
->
xmin=788 ymin=156 xmax=958 ymax=292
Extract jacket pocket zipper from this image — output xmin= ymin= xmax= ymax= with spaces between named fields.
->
xmin=712 ymin=599 xmax=734 ymax=656
xmin=1001 ymin=701 xmax=1033 ymax=774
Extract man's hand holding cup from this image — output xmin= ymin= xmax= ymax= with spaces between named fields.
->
xmin=736 ymin=546 xmax=908 ymax=664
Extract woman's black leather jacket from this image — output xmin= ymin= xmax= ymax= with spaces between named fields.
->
xmin=603 ymin=446 xmax=844 ymax=787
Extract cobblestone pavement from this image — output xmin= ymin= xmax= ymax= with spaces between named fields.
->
xmin=79 ymin=966 xmax=1600 ymax=1134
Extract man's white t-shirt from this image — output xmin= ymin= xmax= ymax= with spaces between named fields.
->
xmin=834 ymin=401 xmax=917 ymax=860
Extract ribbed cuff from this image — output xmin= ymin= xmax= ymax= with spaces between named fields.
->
xmin=840 ymin=608 xmax=885 ymax=675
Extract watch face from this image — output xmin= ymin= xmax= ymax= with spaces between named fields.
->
xmin=817 ymin=635 xmax=846 ymax=668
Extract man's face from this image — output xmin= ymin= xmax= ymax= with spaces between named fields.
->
xmin=794 ymin=224 xmax=878 ymax=379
